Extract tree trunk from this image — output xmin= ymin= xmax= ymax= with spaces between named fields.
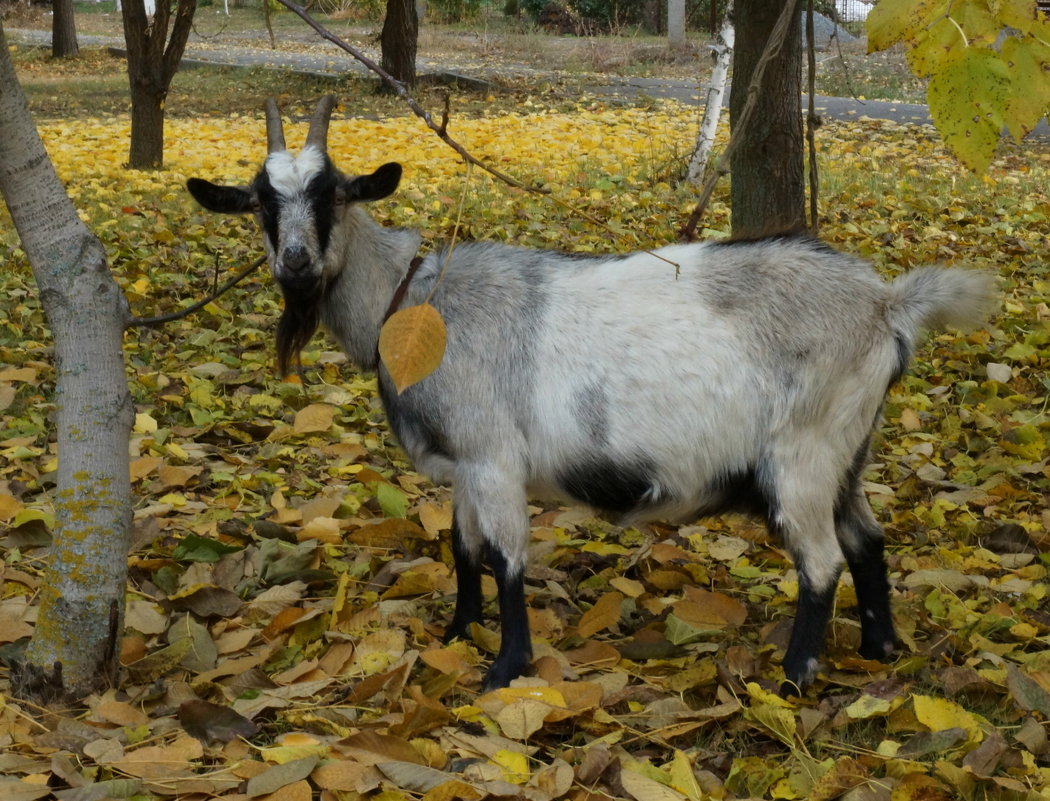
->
xmin=129 ymin=80 xmax=167 ymax=169
xmin=52 ymin=0 xmax=79 ymax=58
xmin=0 ymin=21 xmax=134 ymax=705
xmin=381 ymin=0 xmax=418 ymax=89
xmin=729 ymin=0 xmax=805 ymax=237
xmin=686 ymin=0 xmax=734 ymax=184
xmin=121 ymin=0 xmax=197 ymax=169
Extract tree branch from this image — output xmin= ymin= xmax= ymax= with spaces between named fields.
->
xmin=127 ymin=255 xmax=265 ymax=328
xmin=679 ymin=0 xmax=800 ymax=241
xmin=271 ymin=0 xmax=549 ymax=195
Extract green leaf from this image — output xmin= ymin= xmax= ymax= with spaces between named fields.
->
xmin=173 ymin=533 xmax=243 ymax=563
xmin=1001 ymin=36 xmax=1050 ymax=139
xmin=906 ymin=17 xmax=964 ymax=78
xmin=927 ymin=47 xmax=1011 ymax=172
xmin=375 ymin=482 xmax=409 ymax=519
xmin=867 ymin=0 xmax=949 ymax=52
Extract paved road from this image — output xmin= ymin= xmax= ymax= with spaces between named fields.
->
xmin=9 ymin=27 xmax=1049 ymax=140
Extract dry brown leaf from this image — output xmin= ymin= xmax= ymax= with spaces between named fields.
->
xmin=94 ymin=696 xmax=150 ymax=728
xmin=293 ymin=403 xmax=336 ymax=434
xmin=495 ymin=698 xmax=551 ymax=740
xmin=620 ymin=768 xmax=688 ymax=801
xmin=577 ymin=591 xmax=624 ymax=638
xmin=111 ymin=736 xmax=204 ymax=780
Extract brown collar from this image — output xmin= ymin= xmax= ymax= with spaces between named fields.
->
xmin=383 ymin=256 xmax=424 ymax=324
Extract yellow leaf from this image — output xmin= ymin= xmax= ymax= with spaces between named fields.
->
xmin=493 ymin=686 xmax=567 ymax=708
xmin=845 ymin=694 xmax=893 ymax=720
xmin=134 ymin=412 xmax=158 ymax=434
xmin=489 ymin=749 xmax=530 ymax=784
xmin=912 ymin=694 xmax=984 ymax=744
xmin=0 ymin=493 xmax=24 ymax=522
xmin=294 ymin=403 xmax=336 ymax=434
xmin=668 ymin=751 xmax=703 ymax=801
xmin=378 ymin=303 xmax=447 ymax=394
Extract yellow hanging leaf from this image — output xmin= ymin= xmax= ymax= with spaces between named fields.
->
xmin=378 ymin=303 xmax=447 ymax=394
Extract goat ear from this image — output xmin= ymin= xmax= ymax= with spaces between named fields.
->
xmin=187 ymin=178 xmax=257 ymax=214
xmin=344 ymin=162 xmax=402 ymax=203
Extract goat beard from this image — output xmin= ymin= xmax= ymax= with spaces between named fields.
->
xmin=275 ymin=279 xmax=322 ymax=376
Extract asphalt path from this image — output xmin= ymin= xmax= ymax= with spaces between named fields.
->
xmin=9 ymin=27 xmax=1049 ymax=140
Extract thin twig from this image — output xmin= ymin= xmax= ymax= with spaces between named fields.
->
xmin=273 ymin=0 xmax=549 ymax=195
xmin=679 ymin=0 xmax=800 ymax=241
xmin=127 ymin=255 xmax=266 ymax=328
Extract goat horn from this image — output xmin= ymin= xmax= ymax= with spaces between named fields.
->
xmin=265 ymin=98 xmax=286 ymax=153
xmin=305 ymin=95 xmax=338 ymax=152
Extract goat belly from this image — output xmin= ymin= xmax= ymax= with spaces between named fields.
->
xmin=556 ymin=456 xmax=661 ymax=515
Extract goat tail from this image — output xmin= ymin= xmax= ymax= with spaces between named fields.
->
xmin=887 ymin=267 xmax=996 ymax=338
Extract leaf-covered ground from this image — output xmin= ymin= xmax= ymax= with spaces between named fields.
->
xmin=1 ymin=99 xmax=1049 ymax=801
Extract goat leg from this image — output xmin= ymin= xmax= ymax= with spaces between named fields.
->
xmin=780 ymin=566 xmax=838 ymax=696
xmin=483 ymin=548 xmax=532 ymax=691
xmin=444 ymin=518 xmax=484 ymax=643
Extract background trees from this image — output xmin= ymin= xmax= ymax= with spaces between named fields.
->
xmin=51 ymin=0 xmax=79 ymax=58
xmin=729 ymin=0 xmax=805 ymax=235
xmin=380 ymin=0 xmax=420 ymax=88
xmin=121 ymin=0 xmax=198 ymax=168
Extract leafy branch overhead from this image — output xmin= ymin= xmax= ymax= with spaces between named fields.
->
xmin=867 ymin=0 xmax=1050 ymax=172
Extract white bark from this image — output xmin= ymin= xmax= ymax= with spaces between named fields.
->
xmin=667 ymin=0 xmax=686 ymax=47
xmin=686 ymin=0 xmax=735 ymax=185
xmin=0 ymin=21 xmax=134 ymax=703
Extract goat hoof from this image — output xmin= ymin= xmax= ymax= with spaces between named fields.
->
xmin=858 ymin=638 xmax=896 ymax=663
xmin=482 ymin=658 xmax=531 ymax=692
xmin=443 ymin=618 xmax=479 ymax=645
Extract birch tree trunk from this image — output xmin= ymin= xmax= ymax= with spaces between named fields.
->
xmin=667 ymin=0 xmax=685 ymax=47
xmin=0 ymin=21 xmax=135 ymax=704
xmin=685 ymin=0 xmax=734 ymax=184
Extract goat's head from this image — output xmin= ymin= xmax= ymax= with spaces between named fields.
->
xmin=187 ymin=96 xmax=402 ymax=372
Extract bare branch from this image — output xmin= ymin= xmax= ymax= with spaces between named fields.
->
xmin=127 ymin=255 xmax=266 ymax=328
xmin=679 ymin=0 xmax=800 ymax=241
xmin=272 ymin=0 xmax=549 ymax=195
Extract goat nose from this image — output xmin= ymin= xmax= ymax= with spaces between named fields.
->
xmin=282 ymin=247 xmax=310 ymax=273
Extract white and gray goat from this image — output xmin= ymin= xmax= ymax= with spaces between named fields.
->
xmin=187 ymin=96 xmax=994 ymax=692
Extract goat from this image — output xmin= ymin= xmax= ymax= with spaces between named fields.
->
xmin=187 ymin=96 xmax=995 ymax=693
